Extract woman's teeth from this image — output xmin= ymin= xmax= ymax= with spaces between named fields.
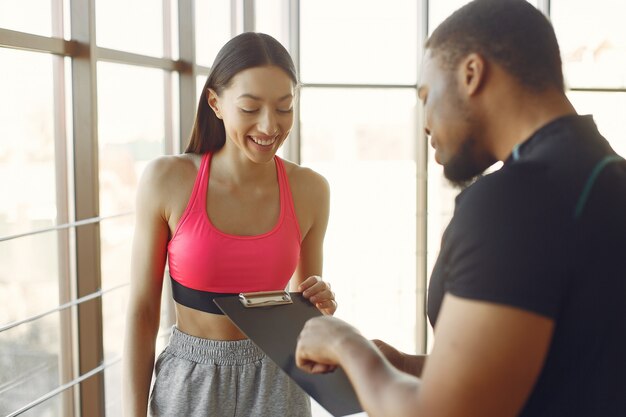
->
xmin=250 ymin=136 xmax=276 ymax=146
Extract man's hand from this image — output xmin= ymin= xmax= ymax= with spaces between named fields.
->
xmin=296 ymin=316 xmax=360 ymax=374
xmin=372 ymin=339 xmax=427 ymax=376
xmin=372 ymin=339 xmax=405 ymax=370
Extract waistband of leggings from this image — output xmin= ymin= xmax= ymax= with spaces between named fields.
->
xmin=165 ymin=326 xmax=265 ymax=365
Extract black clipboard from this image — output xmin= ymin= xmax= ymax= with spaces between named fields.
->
xmin=213 ymin=291 xmax=363 ymax=417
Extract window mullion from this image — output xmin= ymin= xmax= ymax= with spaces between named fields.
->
xmin=69 ymin=0 xmax=105 ymax=415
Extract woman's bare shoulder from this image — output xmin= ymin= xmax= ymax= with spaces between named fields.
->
xmin=140 ymin=153 xmax=200 ymax=187
xmin=282 ymin=159 xmax=330 ymax=202
xmin=283 ymin=159 xmax=328 ymax=189
xmin=134 ymin=153 xmax=202 ymax=219
xmin=136 ymin=153 xmax=201 ymax=210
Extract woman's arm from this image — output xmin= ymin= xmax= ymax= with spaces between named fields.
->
xmin=288 ymin=167 xmax=335 ymax=315
xmin=122 ymin=159 xmax=171 ymax=417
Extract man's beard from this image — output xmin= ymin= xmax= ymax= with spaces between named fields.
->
xmin=444 ymin=136 xmax=497 ymax=189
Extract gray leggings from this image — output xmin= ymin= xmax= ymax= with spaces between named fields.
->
xmin=148 ymin=327 xmax=311 ymax=417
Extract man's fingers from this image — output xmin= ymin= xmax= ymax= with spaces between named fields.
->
xmin=296 ymin=357 xmax=336 ymax=374
xmin=311 ymin=363 xmax=336 ymax=374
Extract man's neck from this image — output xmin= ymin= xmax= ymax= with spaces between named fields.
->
xmin=483 ymin=87 xmax=577 ymax=161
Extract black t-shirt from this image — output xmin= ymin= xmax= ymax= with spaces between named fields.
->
xmin=428 ymin=115 xmax=626 ymax=417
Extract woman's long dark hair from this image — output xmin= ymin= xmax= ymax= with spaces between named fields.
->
xmin=185 ymin=33 xmax=298 ymax=154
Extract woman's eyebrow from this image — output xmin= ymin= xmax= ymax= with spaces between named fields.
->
xmin=237 ymin=93 xmax=293 ymax=101
xmin=237 ymin=93 xmax=261 ymax=100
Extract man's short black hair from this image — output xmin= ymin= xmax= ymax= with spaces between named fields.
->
xmin=425 ymin=0 xmax=564 ymax=92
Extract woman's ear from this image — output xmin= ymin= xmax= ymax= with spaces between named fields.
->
xmin=207 ymin=88 xmax=222 ymax=119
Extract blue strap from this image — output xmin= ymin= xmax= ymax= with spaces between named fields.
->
xmin=512 ymin=143 xmax=521 ymax=161
xmin=574 ymin=155 xmax=624 ymax=220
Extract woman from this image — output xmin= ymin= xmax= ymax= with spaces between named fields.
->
xmin=122 ymin=32 xmax=336 ymax=417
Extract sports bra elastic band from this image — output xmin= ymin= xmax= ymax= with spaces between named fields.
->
xmin=170 ymin=276 xmax=235 ymax=315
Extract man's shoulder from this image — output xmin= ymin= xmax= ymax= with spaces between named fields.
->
xmin=455 ymin=163 xmax=555 ymax=214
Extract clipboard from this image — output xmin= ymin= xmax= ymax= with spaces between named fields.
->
xmin=213 ymin=291 xmax=363 ymax=417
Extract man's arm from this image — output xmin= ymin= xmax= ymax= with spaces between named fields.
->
xmin=296 ymin=294 xmax=554 ymax=417
xmin=372 ymin=339 xmax=427 ymax=377
xmin=296 ymin=317 xmax=421 ymax=414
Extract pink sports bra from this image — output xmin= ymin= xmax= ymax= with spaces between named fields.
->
xmin=167 ymin=152 xmax=302 ymax=314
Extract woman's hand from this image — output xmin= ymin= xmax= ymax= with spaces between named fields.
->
xmin=298 ymin=275 xmax=337 ymax=315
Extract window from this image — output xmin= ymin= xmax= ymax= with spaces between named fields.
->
xmin=96 ymin=0 xmax=164 ymax=57
xmin=299 ymin=0 xmax=421 ymax=356
xmin=552 ymin=0 xmax=626 ymax=157
xmin=195 ymin=0 xmax=232 ymax=67
xmin=255 ymin=0 xmax=290 ymax=50
xmin=568 ymin=91 xmax=626 ymax=156
xmin=552 ymin=0 xmax=626 ymax=89
xmin=0 ymin=1 xmax=230 ymax=415
xmin=0 ymin=0 xmax=52 ymax=37
xmin=0 ymin=48 xmax=63 ymax=417
xmin=301 ymin=88 xmax=418 ymax=351
xmin=301 ymin=0 xmax=417 ymax=85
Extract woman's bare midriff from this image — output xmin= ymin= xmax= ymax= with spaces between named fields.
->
xmin=174 ymin=302 xmax=247 ymax=340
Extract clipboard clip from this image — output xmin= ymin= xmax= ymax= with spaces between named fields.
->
xmin=239 ymin=290 xmax=293 ymax=308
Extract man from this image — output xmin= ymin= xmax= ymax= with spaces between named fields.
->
xmin=295 ymin=1 xmax=626 ymax=416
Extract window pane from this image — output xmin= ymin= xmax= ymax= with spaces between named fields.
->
xmin=97 ymin=62 xmax=165 ymax=219
xmin=0 ymin=232 xmax=62 ymax=325
xmin=6 ymin=392 xmax=63 ymax=417
xmin=552 ymin=0 xmax=626 ymax=88
xmin=195 ymin=0 xmax=231 ymax=67
xmin=96 ymin=0 xmax=164 ymax=57
xmin=105 ymin=361 xmax=122 ymax=417
xmin=0 ymin=314 xmax=61 ymax=415
xmin=102 ymin=287 xmax=126 ymax=416
xmin=0 ymin=48 xmax=61 ymax=323
xmin=301 ymin=0 xmax=417 ymax=84
xmin=196 ymin=74 xmax=206 ymax=104
xmin=0 ymin=49 xmax=57 ymax=238
xmin=0 ymin=0 xmax=52 ymax=36
xmin=255 ymin=0 xmax=289 ymax=50
xmin=568 ymin=91 xmax=626 ymax=157
xmin=100 ymin=216 xmax=134 ymax=291
xmin=301 ymin=89 xmax=417 ymax=161
xmin=103 ymin=286 xmax=128 ymax=362
xmin=300 ymin=88 xmax=417 ymax=352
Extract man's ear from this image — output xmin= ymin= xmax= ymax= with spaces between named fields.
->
xmin=459 ymin=53 xmax=486 ymax=97
xmin=207 ymin=88 xmax=222 ymax=119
